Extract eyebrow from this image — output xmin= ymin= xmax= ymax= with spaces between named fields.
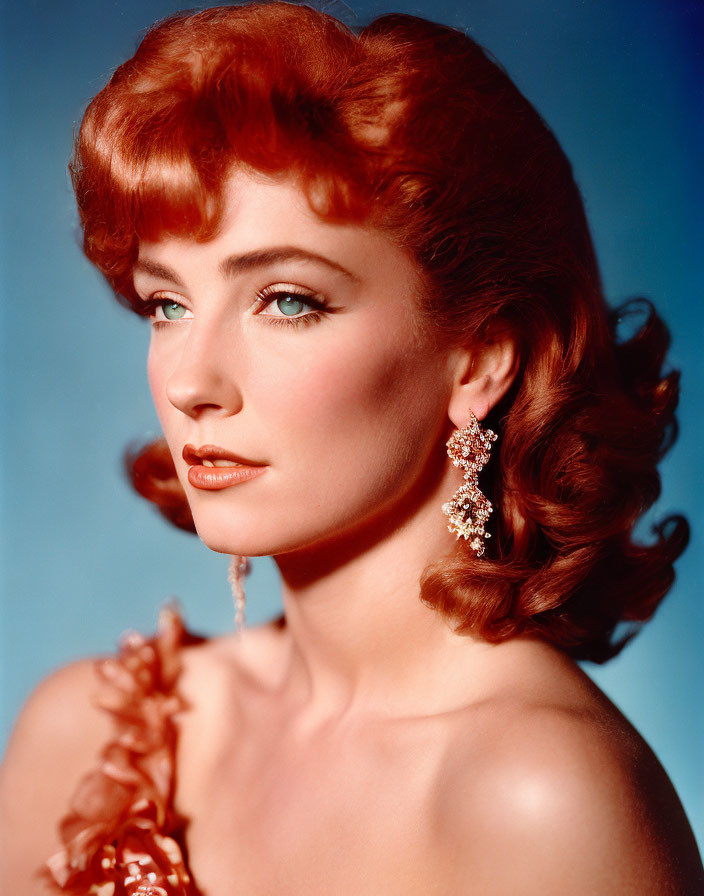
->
xmin=133 ymin=258 xmax=185 ymax=286
xmin=134 ymin=246 xmax=360 ymax=286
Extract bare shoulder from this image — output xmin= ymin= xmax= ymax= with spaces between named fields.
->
xmin=437 ymin=643 xmax=704 ymax=895
xmin=0 ymin=656 xmax=114 ymax=894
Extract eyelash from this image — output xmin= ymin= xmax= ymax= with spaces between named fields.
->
xmin=137 ymin=285 xmax=328 ymax=330
xmin=254 ymin=284 xmax=328 ymax=328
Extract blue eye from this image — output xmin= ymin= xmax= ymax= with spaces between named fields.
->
xmin=255 ymin=285 xmax=329 ymax=328
xmin=276 ymin=295 xmax=306 ymax=316
xmin=161 ymin=301 xmax=187 ymax=320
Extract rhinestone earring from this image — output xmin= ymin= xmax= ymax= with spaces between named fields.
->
xmin=228 ymin=555 xmax=250 ymax=633
xmin=442 ymin=411 xmax=498 ymax=557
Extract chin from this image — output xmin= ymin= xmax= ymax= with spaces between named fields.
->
xmin=190 ymin=513 xmax=301 ymax=558
xmin=191 ymin=507 xmax=360 ymax=559
xmin=193 ymin=523 xmax=271 ymax=558
xmin=188 ymin=481 xmax=399 ymax=558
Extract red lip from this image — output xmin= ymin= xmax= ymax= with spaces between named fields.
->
xmin=182 ymin=443 xmax=266 ymax=467
xmin=187 ymin=463 xmax=267 ymax=490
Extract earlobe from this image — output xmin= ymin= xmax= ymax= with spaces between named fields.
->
xmin=447 ymin=338 xmax=518 ymax=427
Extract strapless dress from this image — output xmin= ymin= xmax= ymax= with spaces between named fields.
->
xmin=42 ymin=605 xmax=203 ymax=895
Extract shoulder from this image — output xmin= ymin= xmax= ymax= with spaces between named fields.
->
xmin=0 ymin=657 xmax=114 ymax=893
xmin=438 ymin=682 xmax=704 ymax=894
xmin=0 ymin=656 xmax=113 ymax=804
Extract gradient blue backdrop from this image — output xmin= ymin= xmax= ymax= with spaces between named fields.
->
xmin=1 ymin=0 xmax=702 ymax=855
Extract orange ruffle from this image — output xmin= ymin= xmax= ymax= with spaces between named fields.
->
xmin=43 ymin=605 xmax=199 ymax=895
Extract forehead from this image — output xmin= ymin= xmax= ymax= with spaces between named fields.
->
xmin=136 ymin=168 xmax=419 ymax=288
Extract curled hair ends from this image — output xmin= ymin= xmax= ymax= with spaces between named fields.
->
xmin=123 ymin=438 xmax=197 ymax=534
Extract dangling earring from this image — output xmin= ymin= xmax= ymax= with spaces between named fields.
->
xmin=442 ymin=411 xmax=498 ymax=558
xmin=228 ymin=555 xmax=250 ymax=633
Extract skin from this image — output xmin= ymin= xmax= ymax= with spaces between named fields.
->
xmin=1 ymin=169 xmax=702 ymax=894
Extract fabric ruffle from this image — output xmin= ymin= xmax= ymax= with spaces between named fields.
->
xmin=43 ymin=605 xmax=200 ymax=895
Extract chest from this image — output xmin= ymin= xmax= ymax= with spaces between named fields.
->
xmin=174 ymin=713 xmax=457 ymax=895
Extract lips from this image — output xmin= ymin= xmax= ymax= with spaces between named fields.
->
xmin=182 ymin=443 xmax=268 ymax=490
xmin=182 ymin=443 xmax=266 ymax=467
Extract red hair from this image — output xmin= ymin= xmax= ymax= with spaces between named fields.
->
xmin=71 ymin=2 xmax=687 ymax=662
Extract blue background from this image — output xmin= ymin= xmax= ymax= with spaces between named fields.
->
xmin=1 ymin=0 xmax=702 ymax=854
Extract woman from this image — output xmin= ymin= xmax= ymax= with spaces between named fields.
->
xmin=1 ymin=2 xmax=702 ymax=893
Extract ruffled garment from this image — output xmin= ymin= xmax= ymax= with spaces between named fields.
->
xmin=43 ymin=605 xmax=202 ymax=896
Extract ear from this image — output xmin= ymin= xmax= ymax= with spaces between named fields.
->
xmin=446 ymin=336 xmax=518 ymax=428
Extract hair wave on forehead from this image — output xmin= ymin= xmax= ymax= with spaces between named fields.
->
xmin=73 ymin=3 xmax=368 ymax=292
xmin=73 ymin=1 xmax=688 ymax=662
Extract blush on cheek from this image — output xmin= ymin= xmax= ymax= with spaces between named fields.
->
xmin=335 ymin=328 xmax=422 ymax=405
xmin=361 ymin=337 xmax=438 ymax=419
xmin=325 ymin=340 xmax=437 ymax=468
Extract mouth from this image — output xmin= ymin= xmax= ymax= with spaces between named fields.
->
xmin=182 ymin=443 xmax=268 ymax=491
xmin=182 ymin=443 xmax=266 ymax=468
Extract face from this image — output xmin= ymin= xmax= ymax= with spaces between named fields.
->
xmin=135 ymin=169 xmax=455 ymax=557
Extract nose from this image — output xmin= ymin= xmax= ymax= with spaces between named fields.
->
xmin=164 ymin=321 xmax=244 ymax=418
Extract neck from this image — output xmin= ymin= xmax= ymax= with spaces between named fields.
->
xmin=272 ymin=466 xmax=492 ymax=722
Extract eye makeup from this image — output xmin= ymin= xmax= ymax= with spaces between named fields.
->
xmin=134 ymin=283 xmax=334 ymax=330
xmin=253 ymin=284 xmax=330 ymax=329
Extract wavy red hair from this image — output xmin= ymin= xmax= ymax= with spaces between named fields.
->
xmin=71 ymin=2 xmax=687 ymax=662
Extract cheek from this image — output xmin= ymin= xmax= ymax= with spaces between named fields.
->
xmin=257 ymin=333 xmax=399 ymax=422
xmin=256 ymin=327 xmax=443 ymax=480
